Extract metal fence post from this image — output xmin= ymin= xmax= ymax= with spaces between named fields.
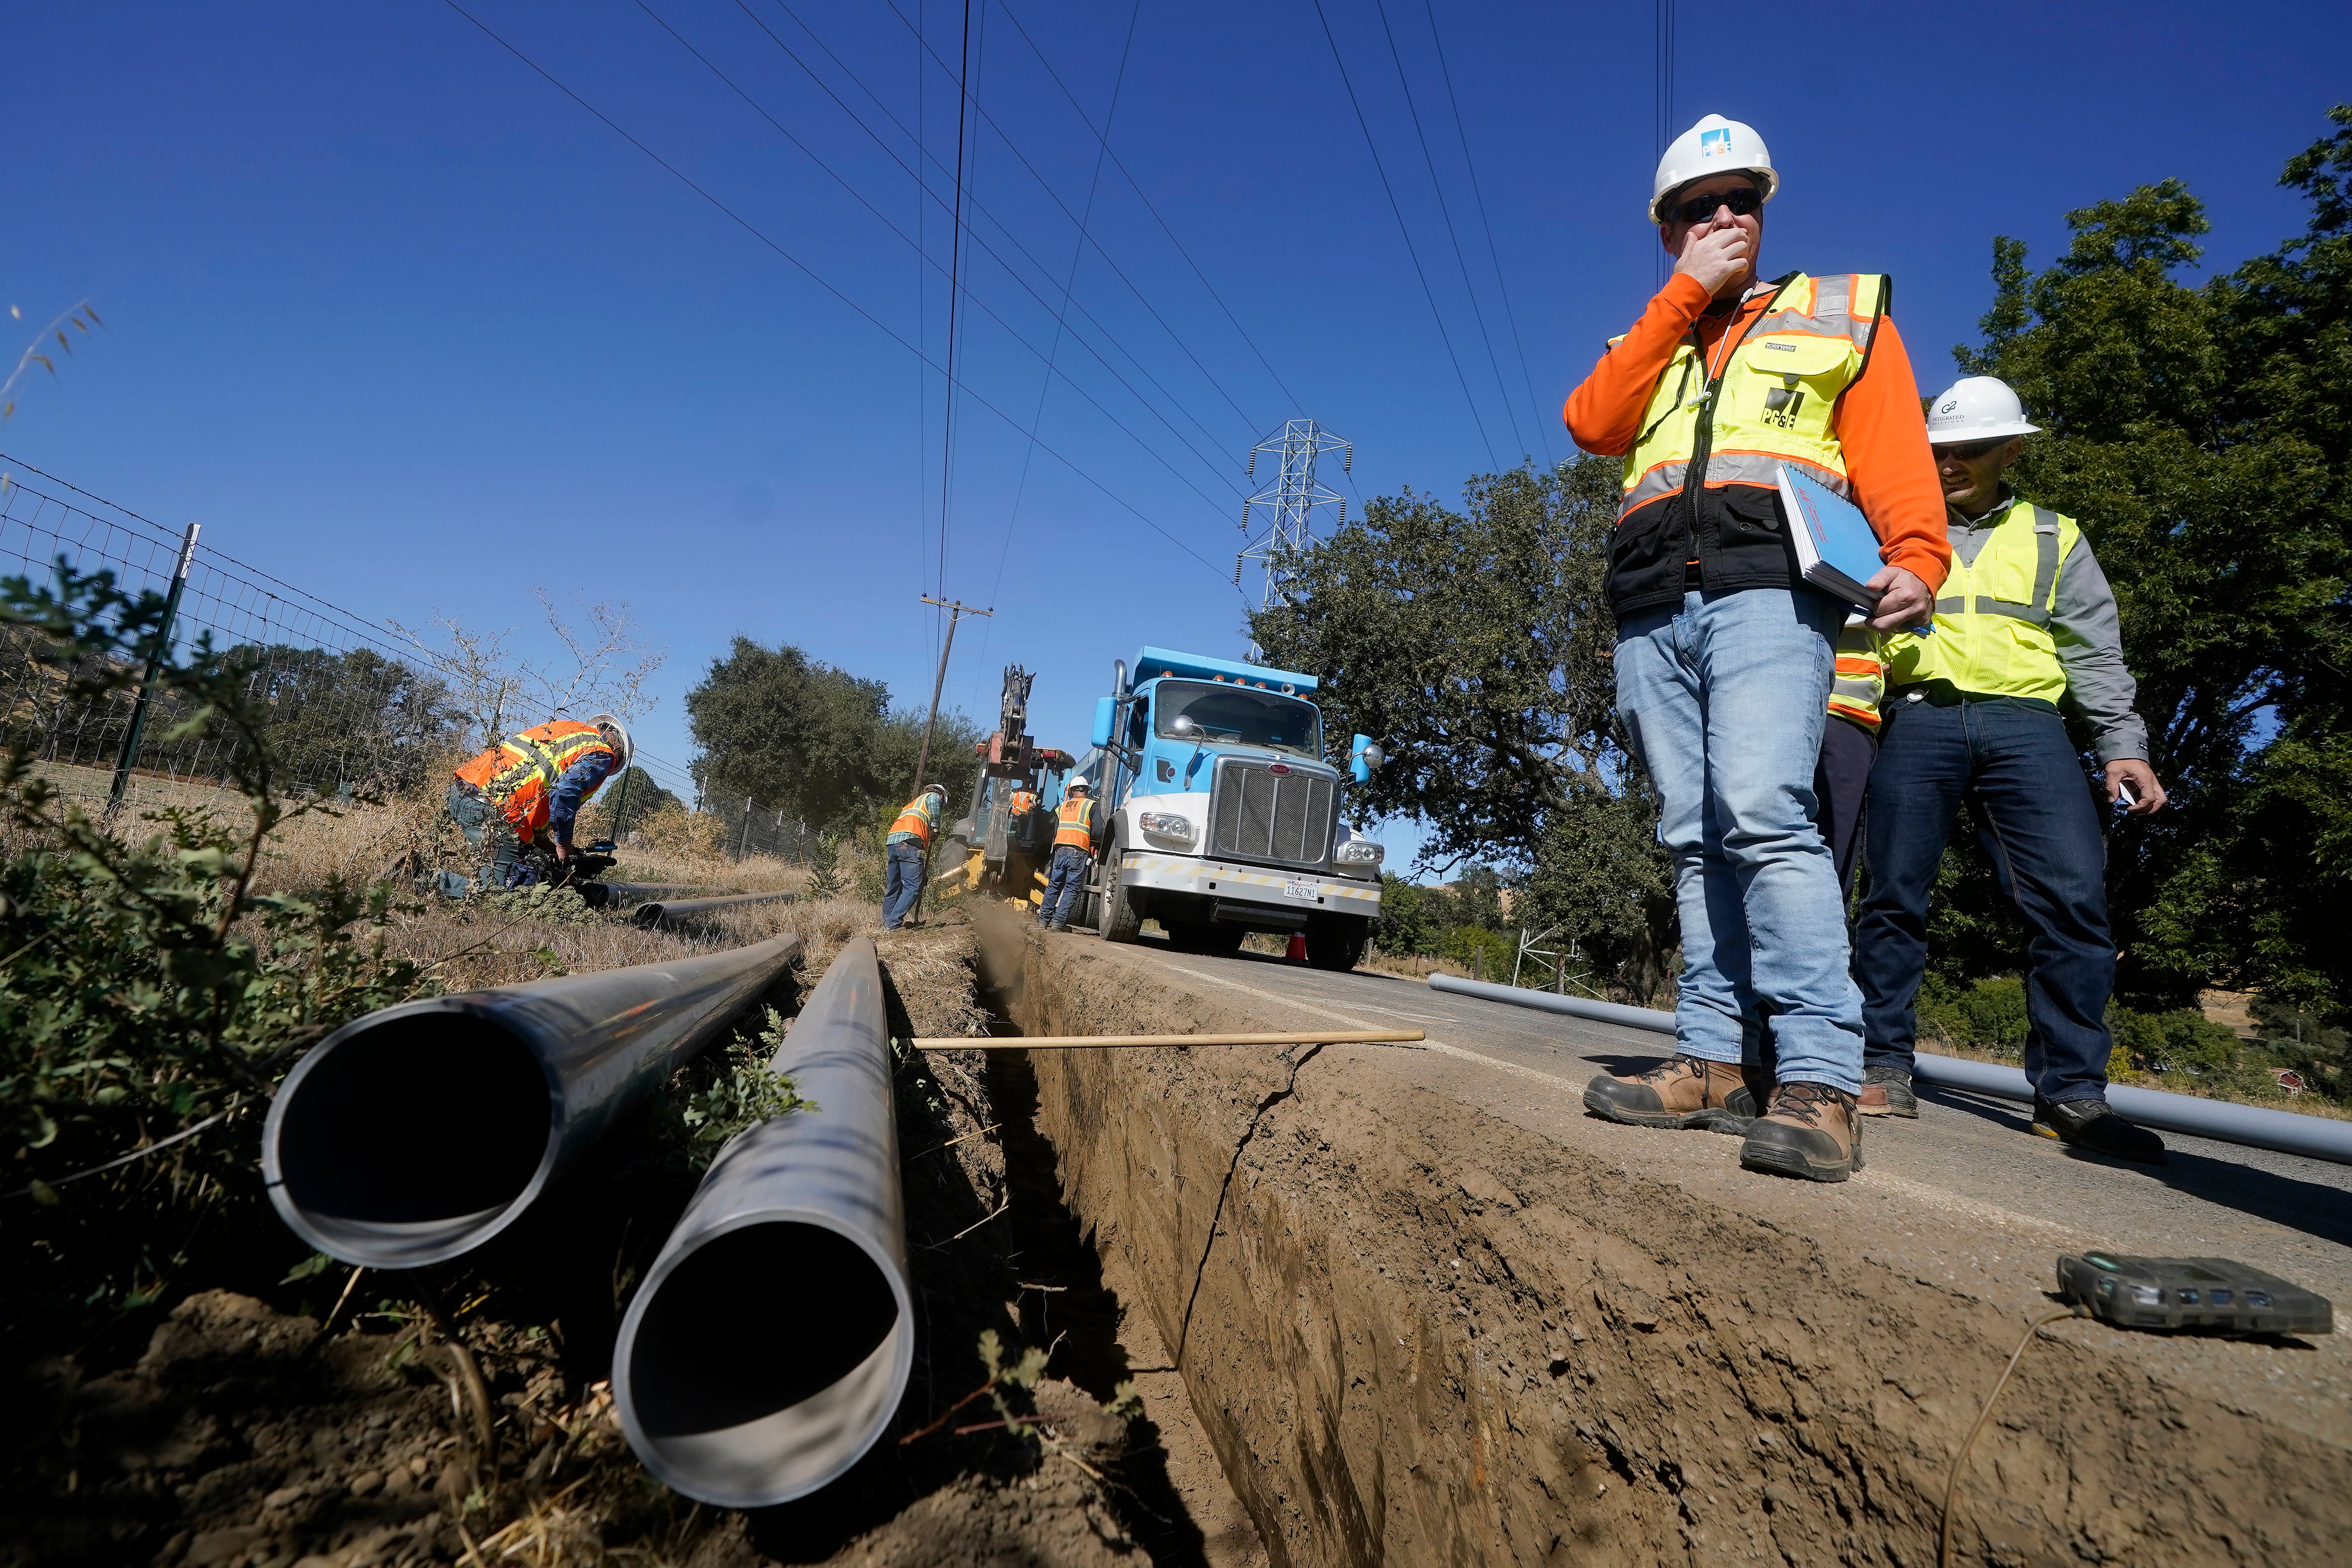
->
xmin=108 ymin=521 xmax=200 ymax=814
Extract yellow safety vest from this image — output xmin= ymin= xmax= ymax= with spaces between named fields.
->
xmin=1054 ymin=797 xmax=1096 ymax=851
xmin=1618 ymin=271 xmax=1889 ymax=522
xmin=1883 ymin=497 xmax=2078 ymax=705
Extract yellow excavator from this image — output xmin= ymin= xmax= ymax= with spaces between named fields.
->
xmin=936 ymin=664 xmax=1074 ymax=914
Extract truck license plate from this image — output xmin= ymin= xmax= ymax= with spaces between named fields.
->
xmin=1283 ymin=878 xmax=1318 ymax=901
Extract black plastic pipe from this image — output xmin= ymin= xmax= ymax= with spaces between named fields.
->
xmin=613 ymin=937 xmax=913 ymax=1507
xmin=262 ymin=932 xmax=804 ymax=1270
xmin=631 ymin=889 xmax=798 ymax=930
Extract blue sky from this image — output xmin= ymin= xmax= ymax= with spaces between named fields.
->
xmin=8 ymin=0 xmax=2347 ymax=873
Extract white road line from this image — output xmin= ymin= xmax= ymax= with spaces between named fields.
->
xmin=1162 ymin=964 xmax=1583 ymax=1093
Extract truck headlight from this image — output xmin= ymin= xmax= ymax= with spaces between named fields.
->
xmin=1336 ymin=840 xmax=1383 ymax=865
xmin=1139 ymin=811 xmax=1195 ymax=844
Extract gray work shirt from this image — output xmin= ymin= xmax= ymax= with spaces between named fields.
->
xmin=1947 ymin=489 xmax=2149 ymax=762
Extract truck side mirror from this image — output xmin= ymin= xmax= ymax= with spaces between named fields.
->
xmin=1091 ymin=696 xmax=1116 ymax=750
xmin=1171 ymin=713 xmax=1197 ymax=737
xmin=1350 ymin=734 xmax=1383 ymax=783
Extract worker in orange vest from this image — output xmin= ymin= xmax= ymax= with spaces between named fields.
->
xmin=446 ymin=713 xmax=631 ymax=892
xmin=883 ymin=783 xmax=948 ymax=929
xmin=1038 ymin=778 xmax=1100 ymax=932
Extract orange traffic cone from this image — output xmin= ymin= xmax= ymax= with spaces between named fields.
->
xmin=1286 ymin=932 xmax=1307 ymax=962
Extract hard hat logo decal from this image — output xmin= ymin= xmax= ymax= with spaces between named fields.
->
xmin=1940 ymin=399 xmax=1958 ymax=413
xmin=1698 ymin=127 xmax=1731 ymax=158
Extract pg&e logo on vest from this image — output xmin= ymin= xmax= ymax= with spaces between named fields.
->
xmin=1699 ymin=127 xmax=1732 ymax=159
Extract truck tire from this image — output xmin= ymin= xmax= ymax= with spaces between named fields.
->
xmin=1305 ymin=914 xmax=1368 ymax=972
xmin=1098 ymin=846 xmax=1144 ymax=944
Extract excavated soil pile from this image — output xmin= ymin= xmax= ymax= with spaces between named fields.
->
xmin=982 ymin=915 xmax=2352 ymax=1568
xmin=6 ymin=915 xmax=1266 ymax=1568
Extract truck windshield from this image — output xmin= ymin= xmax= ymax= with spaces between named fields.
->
xmin=1153 ymin=681 xmax=1322 ymax=760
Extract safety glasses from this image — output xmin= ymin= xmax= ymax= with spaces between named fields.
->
xmin=1931 ymin=436 xmax=2012 ymax=461
xmin=1670 ymin=185 xmax=1762 ymax=225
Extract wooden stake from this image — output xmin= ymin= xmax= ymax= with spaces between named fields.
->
xmin=909 ymin=1029 xmax=1424 ymax=1051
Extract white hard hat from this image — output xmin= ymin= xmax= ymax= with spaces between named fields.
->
xmin=1925 ymin=377 xmax=2041 ymax=445
xmin=1651 ymin=114 xmax=1778 ymax=223
xmin=1067 ymin=778 xmax=1091 ymax=793
xmin=588 ymin=712 xmax=634 ymax=772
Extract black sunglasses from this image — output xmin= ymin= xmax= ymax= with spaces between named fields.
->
xmin=1670 ymin=185 xmax=1762 ymax=225
xmin=1931 ymin=436 xmax=2012 ymax=460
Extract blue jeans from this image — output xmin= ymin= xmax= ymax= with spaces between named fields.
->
xmin=1855 ymin=690 xmax=2115 ymax=1104
xmin=1040 ymin=845 xmax=1091 ymax=928
xmin=1616 ymin=587 xmax=1862 ymax=1092
xmin=446 ymin=781 xmax=523 ymax=892
xmin=883 ymin=841 xmax=926 ymax=929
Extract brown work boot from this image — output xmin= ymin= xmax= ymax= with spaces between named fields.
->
xmin=1582 ymin=1055 xmax=1765 ymax=1133
xmin=1739 ymin=1081 xmax=1862 ymax=1182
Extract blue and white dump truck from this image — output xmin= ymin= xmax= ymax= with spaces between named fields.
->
xmin=1072 ymin=646 xmax=1385 ymax=969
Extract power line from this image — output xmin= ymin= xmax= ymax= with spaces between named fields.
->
xmin=438 ymin=0 xmax=1236 ymax=588
xmin=626 ymin=0 xmax=1251 ymax=519
xmin=931 ymin=0 xmax=1306 ymax=415
xmin=937 ymin=0 xmax=976 ymax=606
xmin=975 ymin=0 xmax=1144 ymax=714
xmin=751 ymin=0 xmax=1252 ymax=463
xmin=1370 ymin=0 xmax=1524 ymax=459
xmin=1308 ymin=0 xmax=1498 ymax=469
xmin=1420 ymin=0 xmax=1558 ymax=468
xmin=724 ymin=0 xmax=1260 ymax=496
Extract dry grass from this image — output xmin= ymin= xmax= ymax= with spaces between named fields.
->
xmin=26 ymin=761 xmax=809 ymax=898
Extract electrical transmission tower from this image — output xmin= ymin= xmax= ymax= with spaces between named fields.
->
xmin=1236 ymin=420 xmax=1351 ymax=643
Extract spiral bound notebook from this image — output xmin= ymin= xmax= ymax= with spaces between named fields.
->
xmin=1775 ymin=463 xmax=1888 ymax=617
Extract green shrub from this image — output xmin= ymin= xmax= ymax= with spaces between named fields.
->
xmin=1919 ymin=974 xmax=2031 ymax=1057
xmin=2111 ymin=1005 xmax=2242 ymax=1077
xmin=1 ymin=563 xmax=426 ymax=1332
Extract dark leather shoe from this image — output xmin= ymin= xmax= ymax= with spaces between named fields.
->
xmin=1857 ymin=1065 xmax=1918 ymax=1118
xmin=1740 ymin=1081 xmax=1862 ymax=1181
xmin=2032 ymin=1097 xmax=2166 ymax=1164
xmin=1583 ymin=1055 xmax=1765 ymax=1132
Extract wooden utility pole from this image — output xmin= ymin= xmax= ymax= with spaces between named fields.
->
xmin=908 ymin=595 xmax=991 ymax=924
xmin=910 ymin=595 xmax=992 ymax=796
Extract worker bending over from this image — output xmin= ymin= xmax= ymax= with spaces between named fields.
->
xmin=447 ymin=714 xmax=631 ymax=892
xmin=884 ymin=784 xmax=948 ymax=930
xmin=1037 ymin=778 xmax=1098 ymax=933
xmin=1853 ymin=377 xmax=2168 ymax=1163
xmin=1567 ymin=115 xmax=1950 ymax=1182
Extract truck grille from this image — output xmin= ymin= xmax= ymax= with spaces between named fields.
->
xmin=1208 ymin=760 xmax=1337 ymax=870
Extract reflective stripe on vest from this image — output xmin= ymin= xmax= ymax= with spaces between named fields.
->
xmin=1884 ymin=500 xmax=2077 ymax=705
xmin=1617 ymin=271 xmax=1887 ymax=523
xmin=453 ymin=721 xmax=615 ymax=837
xmin=1054 ymin=798 xmax=1096 ymax=850
xmin=1827 ymin=621 xmax=1886 ymax=731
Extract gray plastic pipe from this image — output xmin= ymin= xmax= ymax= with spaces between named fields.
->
xmin=1428 ymin=971 xmax=2352 ymax=1166
xmin=632 ymin=889 xmax=798 ymax=930
xmin=597 ymin=881 xmax=733 ymax=903
xmin=613 ymin=937 xmax=913 ymax=1507
xmin=263 ymin=932 xmax=804 ymax=1269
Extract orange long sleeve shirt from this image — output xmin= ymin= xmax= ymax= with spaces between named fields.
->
xmin=1564 ymin=272 xmax=1950 ymax=592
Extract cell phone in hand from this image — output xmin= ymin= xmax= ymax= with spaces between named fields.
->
xmin=2113 ymin=778 xmax=2140 ymax=810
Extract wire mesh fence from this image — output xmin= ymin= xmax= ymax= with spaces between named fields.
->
xmin=0 ymin=462 xmax=464 ymax=812
xmin=0 ymin=454 xmax=812 ymax=859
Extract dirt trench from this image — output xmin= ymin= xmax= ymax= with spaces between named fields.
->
xmin=978 ymin=914 xmax=2352 ymax=1568
xmin=5 ymin=916 xmax=1268 ymax=1568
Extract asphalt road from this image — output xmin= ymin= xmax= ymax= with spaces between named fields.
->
xmin=1111 ymin=935 xmax=2352 ymax=1310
